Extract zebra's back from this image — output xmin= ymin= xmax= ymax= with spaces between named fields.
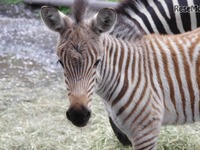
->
xmin=116 ymin=0 xmax=200 ymax=35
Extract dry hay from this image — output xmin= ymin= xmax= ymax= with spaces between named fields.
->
xmin=1 ymin=88 xmax=200 ymax=150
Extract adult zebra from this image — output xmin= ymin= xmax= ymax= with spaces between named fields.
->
xmin=114 ymin=0 xmax=200 ymax=35
xmin=40 ymin=0 xmax=200 ymax=149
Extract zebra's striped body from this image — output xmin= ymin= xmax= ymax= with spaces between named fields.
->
xmin=98 ymin=31 xmax=200 ymax=125
xmin=40 ymin=0 xmax=200 ymax=149
xmin=106 ymin=0 xmax=200 ymax=145
xmin=96 ymin=29 xmax=200 ymax=147
xmin=108 ymin=0 xmax=200 ymax=145
xmin=115 ymin=0 xmax=200 ymax=35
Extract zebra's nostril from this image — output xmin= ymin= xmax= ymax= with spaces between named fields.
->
xmin=81 ymin=106 xmax=91 ymax=118
xmin=66 ymin=110 xmax=71 ymax=120
xmin=86 ymin=110 xmax=91 ymax=118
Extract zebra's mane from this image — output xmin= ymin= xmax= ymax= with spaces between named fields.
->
xmin=109 ymin=0 xmax=146 ymax=40
xmin=72 ymin=0 xmax=89 ymax=24
xmin=109 ymin=12 xmax=145 ymax=41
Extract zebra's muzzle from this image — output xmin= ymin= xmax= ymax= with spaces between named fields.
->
xmin=66 ymin=105 xmax=91 ymax=127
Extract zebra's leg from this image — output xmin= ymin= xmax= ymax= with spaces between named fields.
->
xmin=108 ymin=117 xmax=132 ymax=146
xmin=131 ymin=119 xmax=161 ymax=150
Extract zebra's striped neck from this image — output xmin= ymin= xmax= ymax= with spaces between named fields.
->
xmin=96 ymin=35 xmax=147 ymax=104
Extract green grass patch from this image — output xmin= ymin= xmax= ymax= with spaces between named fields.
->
xmin=107 ymin=0 xmax=119 ymax=2
xmin=58 ymin=6 xmax=71 ymax=14
xmin=1 ymin=0 xmax=22 ymax=4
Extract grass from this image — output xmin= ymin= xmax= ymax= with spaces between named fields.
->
xmin=0 ymin=66 xmax=200 ymax=150
xmin=0 ymin=0 xmax=22 ymax=4
xmin=107 ymin=0 xmax=120 ymax=2
xmin=1 ymin=87 xmax=200 ymax=150
xmin=58 ymin=6 xmax=71 ymax=15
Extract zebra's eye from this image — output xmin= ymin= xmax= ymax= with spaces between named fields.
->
xmin=94 ymin=59 xmax=101 ymax=68
xmin=57 ymin=60 xmax=64 ymax=68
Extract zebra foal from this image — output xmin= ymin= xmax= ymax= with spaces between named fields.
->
xmin=40 ymin=0 xmax=200 ymax=149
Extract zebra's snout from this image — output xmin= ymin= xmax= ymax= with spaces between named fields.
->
xmin=66 ymin=105 xmax=91 ymax=127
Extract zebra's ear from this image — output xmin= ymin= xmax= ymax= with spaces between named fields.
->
xmin=40 ymin=6 xmax=72 ymax=33
xmin=91 ymin=8 xmax=116 ymax=35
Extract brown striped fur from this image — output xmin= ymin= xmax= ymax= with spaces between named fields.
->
xmin=41 ymin=2 xmax=200 ymax=149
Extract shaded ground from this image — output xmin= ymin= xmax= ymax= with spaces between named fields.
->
xmin=0 ymin=3 xmax=40 ymax=18
xmin=0 ymin=5 xmax=63 ymax=105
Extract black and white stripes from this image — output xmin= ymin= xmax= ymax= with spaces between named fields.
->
xmin=115 ymin=0 xmax=200 ymax=34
